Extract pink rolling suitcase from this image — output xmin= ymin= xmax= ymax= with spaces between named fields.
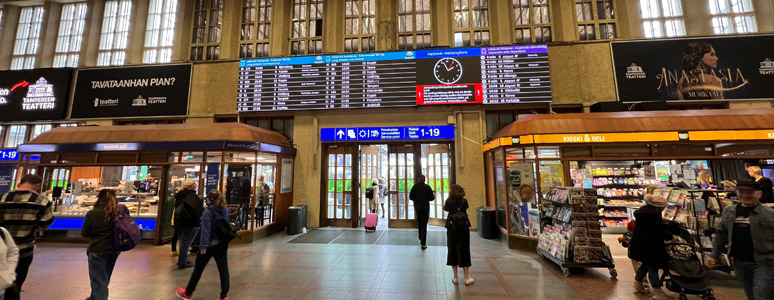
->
xmin=365 ymin=213 xmax=378 ymax=232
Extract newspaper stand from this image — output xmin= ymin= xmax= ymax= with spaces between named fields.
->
xmin=537 ymin=187 xmax=617 ymax=278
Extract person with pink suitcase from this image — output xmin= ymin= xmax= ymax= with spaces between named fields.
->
xmin=365 ymin=179 xmax=380 ymax=231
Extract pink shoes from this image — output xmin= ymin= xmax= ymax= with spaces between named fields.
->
xmin=177 ymin=286 xmax=228 ymax=299
xmin=176 ymin=287 xmax=192 ymax=299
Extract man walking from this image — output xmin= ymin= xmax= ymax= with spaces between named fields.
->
xmin=0 ymin=174 xmax=55 ymax=300
xmin=409 ymin=174 xmax=434 ymax=250
xmin=706 ymin=180 xmax=774 ymax=300
xmin=174 ymin=180 xmax=204 ymax=269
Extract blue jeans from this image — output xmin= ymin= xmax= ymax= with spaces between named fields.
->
xmin=733 ymin=259 xmax=774 ymax=300
xmin=177 ymin=228 xmax=199 ymax=267
xmin=634 ymin=262 xmax=662 ymax=289
xmin=87 ymin=251 xmax=120 ymax=300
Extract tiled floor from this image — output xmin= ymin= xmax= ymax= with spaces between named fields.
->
xmin=23 ymin=228 xmax=745 ymax=300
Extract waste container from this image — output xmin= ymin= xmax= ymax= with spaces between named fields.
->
xmin=287 ymin=205 xmax=307 ymax=235
xmin=477 ymin=206 xmax=496 ymax=239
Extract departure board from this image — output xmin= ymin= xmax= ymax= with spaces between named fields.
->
xmin=237 ymin=45 xmax=550 ymax=111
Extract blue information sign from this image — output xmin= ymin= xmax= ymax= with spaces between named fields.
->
xmin=0 ymin=149 xmax=18 ymax=161
xmin=320 ymin=125 xmax=454 ymax=141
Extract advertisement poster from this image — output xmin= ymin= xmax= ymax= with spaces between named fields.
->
xmin=612 ymin=35 xmax=774 ymax=101
xmin=0 ymin=68 xmax=73 ymax=122
xmin=71 ymin=64 xmax=192 ymax=118
xmin=528 ymin=210 xmax=541 ymax=238
xmin=281 ymin=158 xmax=293 ymax=194
xmin=508 ymin=162 xmax=535 ymax=236
xmin=205 ymin=163 xmax=220 ymax=193
xmin=0 ymin=166 xmax=13 ymax=195
xmin=539 ymin=161 xmax=565 ymax=196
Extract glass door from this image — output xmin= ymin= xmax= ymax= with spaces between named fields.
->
xmin=388 ymin=144 xmax=415 ymax=228
xmin=324 ymin=145 xmax=354 ymax=227
xmin=224 ymin=164 xmax=255 ymax=229
xmin=422 ymin=143 xmax=452 ymax=226
xmin=359 ymin=145 xmax=388 ymax=220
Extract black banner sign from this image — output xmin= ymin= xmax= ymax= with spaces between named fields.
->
xmin=612 ymin=35 xmax=774 ymax=101
xmin=71 ymin=64 xmax=192 ymax=118
xmin=0 ymin=68 xmax=73 ymax=121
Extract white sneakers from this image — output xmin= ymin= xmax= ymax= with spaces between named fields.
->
xmin=451 ymin=277 xmax=474 ymax=285
xmin=633 ymin=282 xmax=671 ymax=299
xmin=633 ymin=281 xmax=649 ymax=294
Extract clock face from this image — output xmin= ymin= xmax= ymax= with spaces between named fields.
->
xmin=433 ymin=58 xmax=463 ymax=84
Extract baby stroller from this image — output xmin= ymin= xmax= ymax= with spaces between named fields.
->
xmin=661 ymin=221 xmax=716 ymax=300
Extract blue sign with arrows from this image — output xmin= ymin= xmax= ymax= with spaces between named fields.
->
xmin=320 ymin=125 xmax=454 ymax=141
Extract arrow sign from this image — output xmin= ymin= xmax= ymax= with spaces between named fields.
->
xmin=336 ymin=130 xmax=345 ymax=139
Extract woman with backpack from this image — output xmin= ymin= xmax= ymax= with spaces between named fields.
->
xmin=176 ymin=190 xmax=231 ymax=300
xmin=444 ymin=184 xmax=474 ymax=285
xmin=82 ymin=189 xmax=122 ymax=300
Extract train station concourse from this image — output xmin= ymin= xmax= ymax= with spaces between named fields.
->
xmin=1 ymin=0 xmax=773 ymax=299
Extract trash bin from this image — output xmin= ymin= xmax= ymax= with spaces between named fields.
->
xmin=287 ymin=205 xmax=307 ymax=235
xmin=477 ymin=206 xmax=496 ymax=239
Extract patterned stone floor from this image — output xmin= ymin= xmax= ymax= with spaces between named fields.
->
xmin=23 ymin=228 xmax=745 ymax=300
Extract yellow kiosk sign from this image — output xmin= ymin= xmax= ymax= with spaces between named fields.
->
xmin=530 ymin=132 xmax=680 ymax=144
xmin=688 ymin=130 xmax=774 ymax=141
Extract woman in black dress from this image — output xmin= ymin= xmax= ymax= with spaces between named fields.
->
xmin=444 ymin=184 xmax=474 ymax=285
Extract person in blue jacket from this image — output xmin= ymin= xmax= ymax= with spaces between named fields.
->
xmin=176 ymin=190 xmax=231 ymax=300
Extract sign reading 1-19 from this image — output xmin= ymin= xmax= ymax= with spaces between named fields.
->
xmin=420 ymin=128 xmax=441 ymax=137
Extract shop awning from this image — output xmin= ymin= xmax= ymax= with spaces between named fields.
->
xmin=20 ymin=123 xmax=294 ymax=154
xmin=486 ymin=108 xmax=774 ymax=150
xmin=493 ymin=109 xmax=774 ymax=138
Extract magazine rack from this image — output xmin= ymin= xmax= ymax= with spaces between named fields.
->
xmin=538 ymin=187 xmax=617 ymax=278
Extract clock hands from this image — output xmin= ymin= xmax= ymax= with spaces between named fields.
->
xmin=444 ymin=61 xmax=456 ymax=71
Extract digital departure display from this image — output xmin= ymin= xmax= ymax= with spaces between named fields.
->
xmin=237 ymin=45 xmax=550 ymax=111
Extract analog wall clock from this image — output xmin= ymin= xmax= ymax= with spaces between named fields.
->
xmin=433 ymin=57 xmax=463 ymax=84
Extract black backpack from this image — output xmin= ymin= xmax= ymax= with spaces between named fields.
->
xmin=449 ymin=199 xmax=468 ymax=232
xmin=214 ymin=216 xmax=239 ymax=242
xmin=365 ymin=186 xmax=374 ymax=199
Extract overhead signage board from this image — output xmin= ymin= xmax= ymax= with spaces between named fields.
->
xmin=320 ymin=125 xmax=455 ymax=141
xmin=71 ymin=64 xmax=192 ymax=119
xmin=0 ymin=149 xmax=19 ymax=161
xmin=0 ymin=68 xmax=73 ymax=122
xmin=612 ymin=35 xmax=774 ymax=101
xmin=237 ymin=45 xmax=551 ymax=111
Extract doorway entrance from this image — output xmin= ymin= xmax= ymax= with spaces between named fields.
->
xmin=322 ymin=142 xmax=454 ymax=229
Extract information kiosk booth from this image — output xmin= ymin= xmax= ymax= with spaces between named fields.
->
xmin=16 ymin=123 xmax=296 ymax=244
xmin=483 ymin=109 xmax=774 ymax=252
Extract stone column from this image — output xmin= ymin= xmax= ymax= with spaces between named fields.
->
xmin=81 ymin=0 xmax=104 ymax=67
xmin=0 ymin=6 xmax=21 ymax=70
xmin=38 ymin=1 xmax=63 ymax=68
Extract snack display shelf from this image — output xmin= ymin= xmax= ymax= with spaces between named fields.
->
xmin=602 ymin=202 xmax=644 ymax=208
xmin=598 ymin=196 xmax=643 ymax=200
xmin=594 ymin=184 xmax=645 ymax=188
xmin=602 ymin=215 xmax=629 ymax=218
xmin=592 ymin=175 xmax=641 ymax=178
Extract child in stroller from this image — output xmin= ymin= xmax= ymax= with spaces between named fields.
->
xmin=660 ymin=221 xmax=716 ymax=300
